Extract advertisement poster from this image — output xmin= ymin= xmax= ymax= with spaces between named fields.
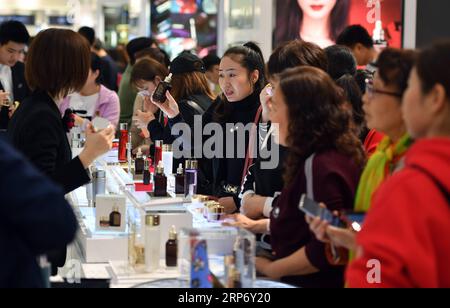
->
xmin=274 ymin=0 xmax=403 ymax=49
xmin=151 ymin=0 xmax=218 ymax=58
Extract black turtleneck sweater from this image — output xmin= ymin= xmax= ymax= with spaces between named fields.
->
xmin=169 ymin=92 xmax=261 ymax=195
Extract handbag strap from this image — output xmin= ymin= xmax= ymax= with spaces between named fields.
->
xmin=305 ymin=153 xmax=316 ymax=200
xmin=411 ymin=165 xmax=450 ymax=204
xmin=240 ymin=105 xmax=263 ymax=188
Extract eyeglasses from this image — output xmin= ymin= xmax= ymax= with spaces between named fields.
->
xmin=365 ymin=79 xmax=403 ymax=100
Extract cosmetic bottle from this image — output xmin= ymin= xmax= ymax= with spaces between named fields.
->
xmin=184 ymin=160 xmax=198 ymax=197
xmin=145 ymin=215 xmax=161 ymax=272
xmin=154 ymin=140 xmax=163 ymax=167
xmin=135 ymin=148 xmax=145 ymax=175
xmin=161 ymin=144 xmax=173 ymax=177
xmin=154 ymin=161 xmax=167 ymax=197
xmin=118 ymin=123 xmax=128 ymax=162
xmin=165 ymin=226 xmax=178 ymax=267
xmin=175 ymin=164 xmax=185 ymax=195
xmin=143 ymin=157 xmax=151 ymax=185
xmin=109 ymin=206 xmax=121 ymax=227
xmin=152 ymin=74 xmax=173 ymax=103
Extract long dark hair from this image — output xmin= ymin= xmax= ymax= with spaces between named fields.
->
xmin=274 ymin=0 xmax=350 ymax=47
xmin=277 ymin=66 xmax=365 ymax=185
xmin=213 ymin=42 xmax=266 ymax=123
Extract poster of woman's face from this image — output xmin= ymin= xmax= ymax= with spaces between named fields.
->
xmin=274 ymin=0 xmax=404 ymax=49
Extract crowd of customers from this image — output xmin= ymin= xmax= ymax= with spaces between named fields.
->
xmin=0 ymin=18 xmax=449 ymax=288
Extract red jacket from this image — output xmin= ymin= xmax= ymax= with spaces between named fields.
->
xmin=346 ymin=138 xmax=450 ymax=288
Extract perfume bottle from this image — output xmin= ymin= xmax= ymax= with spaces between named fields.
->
xmin=154 ymin=161 xmax=167 ymax=197
xmin=127 ymin=131 xmax=132 ymax=174
xmin=109 ymin=206 xmax=121 ymax=227
xmin=118 ymin=123 xmax=128 ymax=162
xmin=165 ymin=226 xmax=178 ymax=267
xmin=135 ymin=148 xmax=145 ymax=175
xmin=175 ymin=163 xmax=185 ymax=195
xmin=143 ymin=157 xmax=151 ymax=185
xmin=145 ymin=215 xmax=161 ymax=273
xmin=154 ymin=140 xmax=163 ymax=167
xmin=162 ymin=144 xmax=173 ymax=177
xmin=184 ymin=160 xmax=198 ymax=197
xmin=152 ymin=73 xmax=173 ymax=103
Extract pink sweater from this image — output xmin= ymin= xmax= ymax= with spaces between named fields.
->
xmin=59 ymin=85 xmax=120 ymax=128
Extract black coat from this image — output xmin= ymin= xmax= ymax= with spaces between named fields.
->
xmin=0 ymin=62 xmax=31 ymax=130
xmin=8 ymin=91 xmax=90 ymax=273
xmin=8 ymin=91 xmax=90 ymax=194
xmin=0 ymin=138 xmax=78 ymax=288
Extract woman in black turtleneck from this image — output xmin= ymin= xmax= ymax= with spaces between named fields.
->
xmin=152 ymin=44 xmax=266 ymax=213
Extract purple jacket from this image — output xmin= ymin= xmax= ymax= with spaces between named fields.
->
xmin=59 ymin=85 xmax=120 ymax=128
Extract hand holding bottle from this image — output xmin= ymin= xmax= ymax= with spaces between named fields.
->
xmin=150 ymin=91 xmax=180 ymax=119
xmin=79 ymin=123 xmax=115 ymax=168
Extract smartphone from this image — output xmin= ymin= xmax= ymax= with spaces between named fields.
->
xmin=298 ymin=194 xmax=345 ymax=228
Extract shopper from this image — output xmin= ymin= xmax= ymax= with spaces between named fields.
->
xmin=118 ymin=37 xmax=158 ymax=128
xmin=202 ymin=54 xmax=221 ymax=97
xmin=91 ymin=39 xmax=119 ymax=92
xmin=241 ymin=40 xmax=328 ymax=220
xmin=59 ymin=52 xmax=120 ymax=129
xmin=129 ymin=57 xmax=169 ymax=153
xmin=308 ymin=48 xmax=416 ymax=253
xmin=346 ymin=41 xmax=450 ymax=288
xmin=9 ymin=29 xmax=115 ymax=194
xmin=0 ymin=20 xmax=30 ymax=130
xmin=150 ymin=43 xmax=266 ymax=208
xmin=336 ymin=25 xmax=377 ymax=68
xmin=0 ymin=138 xmax=78 ymax=288
xmin=229 ymin=67 xmax=364 ymax=288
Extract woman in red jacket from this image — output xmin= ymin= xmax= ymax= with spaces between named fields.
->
xmin=346 ymin=41 xmax=450 ymax=288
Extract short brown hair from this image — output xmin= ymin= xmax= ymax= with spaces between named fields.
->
xmin=268 ymin=40 xmax=328 ymax=78
xmin=376 ymin=48 xmax=416 ymax=95
xmin=130 ymin=58 xmax=169 ymax=88
xmin=26 ymin=29 xmax=90 ymax=99
xmin=171 ymin=71 xmax=215 ymax=102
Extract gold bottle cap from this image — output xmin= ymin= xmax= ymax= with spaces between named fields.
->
xmin=209 ymin=204 xmax=224 ymax=214
xmin=205 ymin=201 xmax=221 ymax=209
xmin=190 ymin=160 xmax=198 ymax=170
xmin=146 ymin=215 xmax=160 ymax=227
xmin=112 ymin=206 xmax=120 ymax=212
xmin=192 ymin=195 xmax=209 ymax=203
xmin=156 ymin=161 xmax=165 ymax=175
xmin=168 ymin=225 xmax=177 ymax=240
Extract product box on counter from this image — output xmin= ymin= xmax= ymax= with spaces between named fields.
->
xmin=95 ymin=195 xmax=127 ymax=232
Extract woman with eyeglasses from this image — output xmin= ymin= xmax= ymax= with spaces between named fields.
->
xmin=347 ymin=41 xmax=450 ymax=288
xmin=308 ymin=48 xmax=416 ymax=253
